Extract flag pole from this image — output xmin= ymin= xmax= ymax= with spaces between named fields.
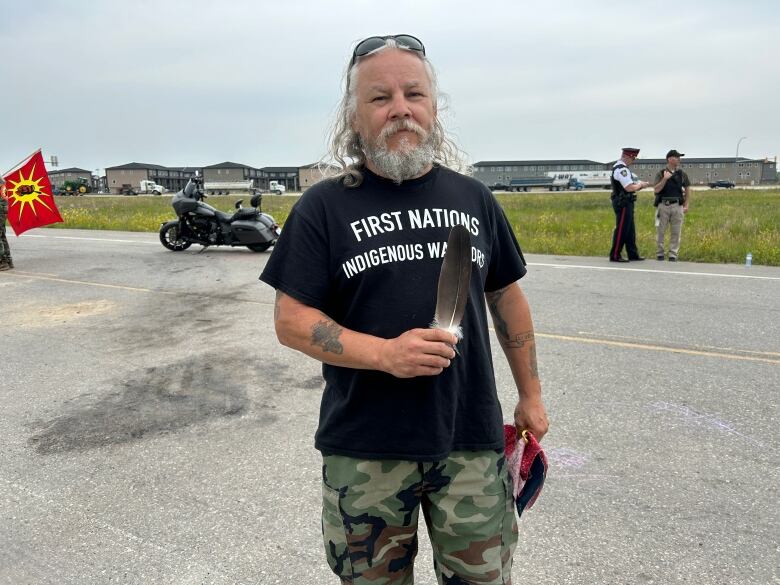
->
xmin=2 ymin=148 xmax=42 ymax=178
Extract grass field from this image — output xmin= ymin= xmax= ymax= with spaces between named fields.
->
xmin=46 ymin=189 xmax=780 ymax=266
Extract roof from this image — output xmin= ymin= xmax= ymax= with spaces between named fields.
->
xmin=474 ymin=157 xmax=771 ymax=168
xmin=474 ymin=160 xmax=605 ymax=167
xmin=105 ymin=162 xmax=168 ymax=171
xmin=261 ymin=166 xmax=300 ymax=173
xmin=300 ymin=162 xmax=340 ymax=170
xmin=202 ymin=161 xmax=255 ymax=170
xmin=635 ymin=157 xmax=761 ymax=164
xmin=49 ymin=167 xmax=92 ymax=174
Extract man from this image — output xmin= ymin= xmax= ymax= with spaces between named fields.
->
xmin=609 ymin=147 xmax=650 ymax=262
xmin=260 ymin=34 xmax=548 ymax=584
xmin=0 ymin=184 xmax=13 ymax=271
xmin=653 ymin=149 xmax=690 ymax=261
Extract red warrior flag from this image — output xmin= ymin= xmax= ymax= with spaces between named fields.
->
xmin=2 ymin=149 xmax=64 ymax=236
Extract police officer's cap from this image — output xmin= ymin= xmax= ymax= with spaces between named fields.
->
xmin=622 ymin=147 xmax=640 ymax=156
xmin=665 ymin=149 xmax=685 ymax=159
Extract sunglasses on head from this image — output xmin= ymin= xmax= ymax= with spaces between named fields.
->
xmin=350 ymin=34 xmax=426 ymax=67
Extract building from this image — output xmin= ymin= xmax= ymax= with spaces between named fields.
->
xmin=630 ymin=157 xmax=777 ymax=186
xmin=167 ymin=167 xmax=199 ymax=191
xmin=259 ymin=167 xmax=300 ymax=192
xmin=299 ymin=163 xmax=339 ymax=191
xmin=473 ymin=157 xmax=777 ymax=189
xmin=473 ymin=160 xmax=606 ymax=188
xmin=202 ymin=161 xmax=255 ymax=184
xmin=48 ymin=167 xmax=93 ymax=189
xmin=201 ymin=161 xmax=258 ymax=194
xmin=105 ymin=163 xmax=198 ymax=194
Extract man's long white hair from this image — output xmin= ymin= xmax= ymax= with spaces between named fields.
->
xmin=322 ymin=38 xmax=470 ymax=187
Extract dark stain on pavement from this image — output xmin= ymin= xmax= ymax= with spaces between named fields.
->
xmin=28 ymin=354 xmax=273 ymax=455
xmin=299 ymin=376 xmax=324 ymax=389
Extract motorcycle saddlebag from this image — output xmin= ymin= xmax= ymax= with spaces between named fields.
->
xmin=231 ymin=220 xmax=271 ymax=244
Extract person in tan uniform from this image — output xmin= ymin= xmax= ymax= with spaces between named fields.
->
xmin=653 ymin=149 xmax=690 ymax=261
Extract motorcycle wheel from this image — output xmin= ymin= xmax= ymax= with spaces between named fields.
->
xmin=160 ymin=223 xmax=192 ymax=251
xmin=247 ymin=242 xmax=273 ymax=252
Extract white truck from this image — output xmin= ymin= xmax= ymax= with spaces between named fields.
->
xmin=554 ymin=170 xmax=612 ymax=189
xmin=119 ymin=179 xmax=166 ymax=195
xmin=546 ymin=172 xmax=581 ymax=191
xmin=267 ymin=180 xmax=286 ymax=195
xmin=140 ymin=180 xmax=166 ymax=194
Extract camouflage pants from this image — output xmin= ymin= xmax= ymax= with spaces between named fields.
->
xmin=321 ymin=450 xmax=518 ymax=584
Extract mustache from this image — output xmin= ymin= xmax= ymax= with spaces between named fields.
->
xmin=378 ymin=119 xmax=427 ymax=142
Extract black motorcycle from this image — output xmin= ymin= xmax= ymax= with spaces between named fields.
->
xmin=159 ymin=176 xmax=280 ymax=253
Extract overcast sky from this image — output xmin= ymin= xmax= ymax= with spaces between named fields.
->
xmin=1 ymin=0 xmax=778 ymax=174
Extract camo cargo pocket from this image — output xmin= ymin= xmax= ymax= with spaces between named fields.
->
xmin=499 ymin=463 xmax=519 ymax=581
xmin=322 ymin=481 xmax=353 ymax=581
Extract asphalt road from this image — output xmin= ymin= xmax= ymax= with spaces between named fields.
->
xmin=1 ymin=229 xmax=778 ymax=585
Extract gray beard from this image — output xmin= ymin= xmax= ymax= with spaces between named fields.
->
xmin=363 ymin=132 xmax=436 ymax=184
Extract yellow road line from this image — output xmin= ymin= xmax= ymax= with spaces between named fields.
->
xmin=4 ymin=271 xmax=268 ymax=305
xmin=6 ymin=270 xmax=778 ymax=364
xmin=533 ymin=332 xmax=780 ymax=365
xmin=6 ymin=271 xmax=178 ymax=295
xmin=573 ymin=331 xmax=780 ymax=358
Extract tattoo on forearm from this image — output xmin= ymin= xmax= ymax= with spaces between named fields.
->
xmin=486 ymin=286 xmax=510 ymax=341
xmin=311 ymin=317 xmax=344 ymax=355
xmin=486 ymin=287 xmax=538 ymax=378
xmin=507 ymin=331 xmax=534 ymax=349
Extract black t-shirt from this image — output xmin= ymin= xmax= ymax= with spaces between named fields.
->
xmin=259 ymin=165 xmax=527 ymax=461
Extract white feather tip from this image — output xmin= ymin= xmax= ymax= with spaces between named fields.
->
xmin=430 ymin=319 xmax=463 ymax=341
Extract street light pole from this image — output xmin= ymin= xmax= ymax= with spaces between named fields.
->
xmin=735 ymin=136 xmax=747 ymax=187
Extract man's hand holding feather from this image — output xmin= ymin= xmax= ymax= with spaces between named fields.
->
xmin=378 ymin=328 xmax=457 ymax=378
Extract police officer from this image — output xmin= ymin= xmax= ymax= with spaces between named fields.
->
xmin=609 ymin=147 xmax=650 ymax=262
xmin=653 ymin=149 xmax=690 ymax=261
xmin=0 ymin=185 xmax=13 ymax=271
